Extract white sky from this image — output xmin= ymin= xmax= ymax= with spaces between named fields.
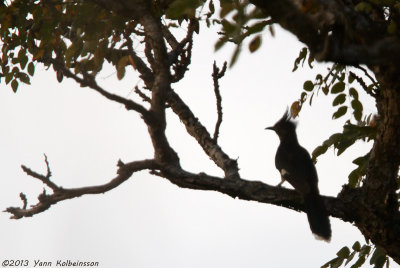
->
xmin=1 ymin=21 xmax=397 ymax=268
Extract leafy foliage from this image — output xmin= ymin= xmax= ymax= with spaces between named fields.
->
xmin=0 ymin=0 xmax=139 ymax=92
xmin=212 ymin=0 xmax=274 ymax=66
xmin=322 ymin=241 xmax=390 ymax=268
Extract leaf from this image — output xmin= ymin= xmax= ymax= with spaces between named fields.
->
xmin=349 ymin=87 xmax=359 ymax=99
xmin=352 ymin=241 xmax=361 ymax=251
xmin=300 ymin=92 xmax=307 ymax=102
xmin=32 ymin=48 xmax=45 ymax=61
xmin=348 ymin=73 xmax=355 ymax=83
xmin=373 ymin=256 xmax=386 ymax=268
xmin=290 ymin=101 xmax=301 ymax=118
xmin=209 ymin=0 xmax=215 ymax=14
xmin=5 ymin=73 xmax=13 ymax=84
xmin=337 ymin=246 xmax=350 ymax=258
xmin=292 ymin=47 xmax=307 ymax=72
xmin=322 ymin=86 xmax=329 ymax=95
xmin=331 ymin=257 xmax=344 ymax=268
xmin=303 ymin=80 xmax=314 ymax=91
xmin=351 ymin=99 xmax=363 ymax=121
xmin=11 ymin=79 xmax=18 ymax=92
xmin=221 ymin=19 xmax=236 ymax=34
xmin=315 ymin=74 xmax=323 ymax=85
xmin=309 ymin=92 xmax=314 ymax=105
xmin=229 ymin=46 xmax=241 ymax=67
xmin=215 ymin=36 xmax=228 ymax=51
xmin=117 ymin=56 xmax=130 ymax=80
xmin=57 ymin=70 xmax=63 ymax=82
xmin=332 ymin=106 xmax=348 ymax=119
xmin=331 ymin=81 xmax=345 ymax=94
xmin=333 ymin=93 xmax=346 ymax=106
xmin=165 ymin=0 xmax=202 ymax=19
xmin=350 ymin=255 xmax=366 ymax=268
xmin=345 ymin=251 xmax=356 ymax=265
xmin=370 ymin=247 xmax=386 ymax=266
xmin=245 ymin=20 xmax=270 ymax=36
xmin=248 ymin=35 xmax=261 ymax=53
xmin=27 ymin=62 xmax=35 ymax=76
xmin=360 ymin=245 xmax=371 ymax=255
xmin=269 ymin=25 xmax=275 ymax=37
xmin=18 ymin=73 xmax=30 ymax=84
xmin=312 ymin=145 xmax=328 ymax=162
xmin=18 ymin=49 xmax=28 ymax=69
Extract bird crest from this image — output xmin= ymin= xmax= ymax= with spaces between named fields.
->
xmin=267 ymin=109 xmax=297 ymax=131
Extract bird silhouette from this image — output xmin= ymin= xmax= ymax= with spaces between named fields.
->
xmin=266 ymin=110 xmax=331 ymax=241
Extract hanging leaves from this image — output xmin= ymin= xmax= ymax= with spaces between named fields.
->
xmin=248 ymin=35 xmax=262 ymax=53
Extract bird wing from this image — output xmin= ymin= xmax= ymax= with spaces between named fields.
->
xmin=275 ymin=144 xmax=319 ymax=195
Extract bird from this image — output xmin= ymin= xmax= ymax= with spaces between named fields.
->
xmin=265 ymin=110 xmax=331 ymax=241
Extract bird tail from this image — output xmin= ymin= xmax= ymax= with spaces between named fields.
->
xmin=304 ymin=192 xmax=331 ymax=242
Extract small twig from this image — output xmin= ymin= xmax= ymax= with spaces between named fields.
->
xmin=19 ymin=193 xmax=27 ymax=210
xmin=134 ymin=86 xmax=152 ymax=104
xmin=212 ymin=61 xmax=227 ymax=141
xmin=44 ymin=153 xmax=51 ymax=178
xmin=21 ymin=154 xmax=59 ymax=191
xmin=144 ymin=36 xmax=155 ymax=69
xmin=349 ymin=71 xmax=377 ymax=97
xmin=162 ymin=24 xmax=179 ymax=49
xmin=354 ymin=65 xmax=380 ymax=93
xmin=44 ymin=57 xmax=150 ymax=116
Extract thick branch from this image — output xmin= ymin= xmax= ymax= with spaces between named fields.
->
xmin=167 ymin=89 xmax=240 ymax=179
xmin=156 ymin=164 xmax=357 ymax=224
xmin=250 ymin=0 xmax=400 ymax=67
xmin=134 ymin=5 xmax=179 ymax=167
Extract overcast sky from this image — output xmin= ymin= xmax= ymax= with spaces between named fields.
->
xmin=1 ymin=21 xmax=395 ymax=268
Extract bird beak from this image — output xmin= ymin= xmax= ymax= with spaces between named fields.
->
xmin=265 ymin=126 xmax=275 ymax=131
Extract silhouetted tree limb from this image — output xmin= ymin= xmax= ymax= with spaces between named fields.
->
xmin=5 ymin=158 xmax=157 ymax=219
xmin=212 ymin=61 xmax=227 ymax=142
xmin=2 ymin=0 xmax=400 ymax=264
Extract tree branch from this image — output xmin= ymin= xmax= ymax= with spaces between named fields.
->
xmin=138 ymin=2 xmax=180 ymax=166
xmin=154 ymin=164 xmax=358 ymax=224
xmin=212 ymin=61 xmax=227 ymax=142
xmin=249 ymin=0 xmax=400 ymax=68
xmin=167 ymin=89 xmax=240 ymax=180
xmin=5 ymin=159 xmax=157 ymax=219
xmin=42 ymin=57 xmax=149 ymax=116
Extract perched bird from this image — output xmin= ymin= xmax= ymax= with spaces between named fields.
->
xmin=266 ymin=110 xmax=331 ymax=241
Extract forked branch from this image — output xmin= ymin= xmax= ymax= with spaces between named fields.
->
xmin=5 ymin=157 xmax=157 ymax=219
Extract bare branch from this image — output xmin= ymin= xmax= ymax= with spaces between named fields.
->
xmin=134 ymin=86 xmax=152 ymax=104
xmin=139 ymin=5 xmax=180 ymax=165
xmin=162 ymin=24 xmax=179 ymax=49
xmin=167 ymin=89 xmax=240 ymax=180
xmin=212 ymin=61 xmax=227 ymax=141
xmin=21 ymin=154 xmax=59 ymax=192
xmin=168 ymin=19 xmax=198 ymax=83
xmin=5 ymin=159 xmax=157 ymax=219
xmin=155 ymin=164 xmax=357 ymax=224
xmin=349 ymin=71 xmax=376 ymax=97
xmin=42 ymin=57 xmax=149 ymax=116
xmin=19 ymin=193 xmax=27 ymax=210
